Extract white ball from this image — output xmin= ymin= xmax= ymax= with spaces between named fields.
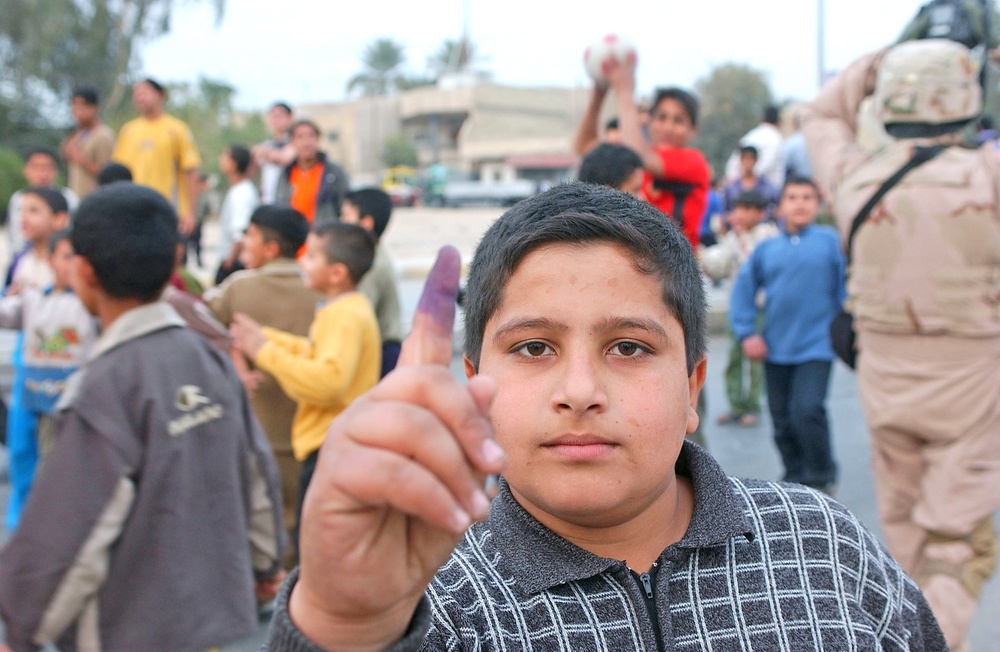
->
xmin=583 ymin=34 xmax=637 ymax=86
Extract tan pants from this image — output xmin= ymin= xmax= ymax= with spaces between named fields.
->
xmin=273 ymin=449 xmax=301 ymax=571
xmin=857 ymin=331 xmax=1000 ymax=649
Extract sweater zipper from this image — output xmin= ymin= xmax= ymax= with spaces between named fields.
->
xmin=631 ymin=563 xmax=665 ymax=652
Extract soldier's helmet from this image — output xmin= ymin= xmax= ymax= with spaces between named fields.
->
xmin=875 ymin=38 xmax=982 ymax=134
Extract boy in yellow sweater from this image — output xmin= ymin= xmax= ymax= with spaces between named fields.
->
xmin=230 ymin=221 xmax=381 ymax=545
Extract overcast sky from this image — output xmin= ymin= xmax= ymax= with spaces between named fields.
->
xmin=143 ymin=0 xmax=924 ymax=110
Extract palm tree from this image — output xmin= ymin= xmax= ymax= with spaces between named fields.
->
xmin=428 ymin=38 xmax=476 ymax=80
xmin=347 ymin=38 xmax=407 ymax=96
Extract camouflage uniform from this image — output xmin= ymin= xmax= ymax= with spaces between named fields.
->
xmin=803 ymin=40 xmax=1000 ymax=650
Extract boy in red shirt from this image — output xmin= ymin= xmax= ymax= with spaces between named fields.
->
xmin=604 ymin=63 xmax=711 ymax=250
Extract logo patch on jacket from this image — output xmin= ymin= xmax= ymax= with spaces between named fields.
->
xmin=169 ymin=385 xmax=224 ymax=435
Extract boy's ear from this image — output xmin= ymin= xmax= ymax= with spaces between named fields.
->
xmin=262 ymin=239 xmax=281 ymax=260
xmin=54 ymin=211 xmax=69 ymax=230
xmin=463 ymin=354 xmax=476 ymax=380
xmin=329 ymin=261 xmax=351 ymax=286
xmin=72 ymin=255 xmax=98 ymax=290
xmin=685 ymin=356 xmax=708 ymax=436
xmin=360 ymin=215 xmax=376 ymax=233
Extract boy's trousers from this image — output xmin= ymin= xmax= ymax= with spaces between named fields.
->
xmin=724 ymin=329 xmax=764 ymax=416
xmin=857 ymin=330 xmax=1000 ymax=650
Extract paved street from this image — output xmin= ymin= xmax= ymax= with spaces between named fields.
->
xmin=0 ymin=206 xmax=997 ymax=649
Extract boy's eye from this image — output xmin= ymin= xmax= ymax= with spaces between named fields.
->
xmin=514 ymin=341 xmax=552 ymax=357
xmin=609 ymin=341 xmax=649 ymax=357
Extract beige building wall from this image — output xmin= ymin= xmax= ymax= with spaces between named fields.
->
xmin=294 ymin=82 xmax=596 ymax=184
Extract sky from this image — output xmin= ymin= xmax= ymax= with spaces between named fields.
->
xmin=143 ymin=0 xmax=925 ymax=111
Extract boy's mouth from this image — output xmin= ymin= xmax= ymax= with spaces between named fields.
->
xmin=542 ymin=434 xmax=618 ymax=462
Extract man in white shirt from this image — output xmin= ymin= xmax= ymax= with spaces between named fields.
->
xmin=252 ymin=102 xmax=296 ymax=204
xmin=725 ymin=105 xmax=785 ymax=188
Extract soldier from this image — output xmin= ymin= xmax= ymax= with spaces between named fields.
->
xmin=803 ymin=38 xmax=1000 ymax=651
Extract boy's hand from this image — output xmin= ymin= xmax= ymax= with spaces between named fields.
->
xmin=742 ymin=334 xmax=769 ymax=361
xmin=603 ymin=55 xmax=637 ymax=96
xmin=230 ymin=313 xmax=268 ymax=359
xmin=288 ymin=247 xmax=504 ymax=651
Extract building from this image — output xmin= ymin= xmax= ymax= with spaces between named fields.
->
xmin=296 ymin=79 xmax=599 ymax=187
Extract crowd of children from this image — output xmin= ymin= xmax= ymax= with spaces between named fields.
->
xmin=0 ymin=38 xmax=970 ymax=649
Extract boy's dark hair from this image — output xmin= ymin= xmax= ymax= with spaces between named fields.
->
xmin=604 ymin=117 xmax=619 ymax=131
xmin=650 ymin=87 xmax=699 ymax=126
xmin=142 ymin=77 xmax=166 ymax=96
xmin=344 ymin=187 xmax=393 ymax=238
xmin=49 ymin=228 xmax=72 ymax=254
xmin=72 ymin=85 xmax=99 ymax=106
xmin=24 ymin=147 xmax=58 ymax=166
xmin=97 ymin=162 xmax=133 ymax=185
xmin=290 ymin=119 xmax=321 ymax=137
xmin=734 ymin=189 xmax=768 ymax=210
xmin=70 ymin=183 xmax=178 ymax=301
xmin=781 ymin=176 xmax=820 ymax=196
xmin=578 ymin=143 xmax=643 ymax=190
xmin=739 ymin=145 xmax=759 ymax=160
xmin=763 ymin=105 xmax=780 ymax=125
xmin=272 ymin=101 xmax=293 ymax=115
xmin=23 ymin=186 xmax=69 ymax=214
xmin=227 ymin=145 xmax=252 ymax=176
xmin=464 ymin=182 xmax=707 ymax=373
xmin=250 ymin=205 xmax=309 ymax=258
xmin=311 ymin=221 xmax=375 ymax=285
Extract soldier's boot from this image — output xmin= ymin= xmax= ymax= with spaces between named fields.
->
xmin=916 ymin=516 xmax=998 ymax=650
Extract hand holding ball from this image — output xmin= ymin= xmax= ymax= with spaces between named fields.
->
xmin=583 ymin=35 xmax=637 ymax=87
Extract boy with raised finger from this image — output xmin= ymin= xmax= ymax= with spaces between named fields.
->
xmin=269 ymin=183 xmax=943 ymax=651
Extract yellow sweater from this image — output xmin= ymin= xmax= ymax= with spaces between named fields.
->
xmin=254 ymin=292 xmax=381 ymax=461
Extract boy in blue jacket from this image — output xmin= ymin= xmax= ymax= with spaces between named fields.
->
xmin=729 ymin=177 xmax=846 ymax=494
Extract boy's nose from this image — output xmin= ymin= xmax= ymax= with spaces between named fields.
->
xmin=552 ymin=351 xmax=607 ymax=414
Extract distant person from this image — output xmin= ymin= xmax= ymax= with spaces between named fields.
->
xmin=205 ymin=204 xmax=320 ymax=568
xmin=215 ymin=145 xmax=258 ymax=284
xmin=2 ymin=187 xmax=69 ymax=532
xmin=253 ymin=101 xmax=297 ymax=203
xmin=0 ymin=229 xmax=97 ymax=464
xmin=699 ymin=175 xmax=725 ymax=248
xmin=725 ymin=105 xmax=785 ymax=188
xmin=60 ymin=85 xmax=115 ymax=199
xmin=781 ymin=112 xmax=814 ymax=180
xmin=723 ymin=145 xmax=780 ymax=217
xmin=577 ymin=142 xmax=644 ymax=195
xmin=975 ymin=114 xmax=998 ymax=146
xmin=112 ymin=77 xmax=202 ymax=233
xmin=96 ymin=162 xmax=133 ymax=185
xmin=603 ymin=61 xmax=711 ymax=251
xmin=275 ymin=119 xmax=349 ymax=223
xmin=229 ymin=221 xmax=380 ymax=544
xmin=729 ymin=178 xmax=845 ymax=495
xmin=340 ymin=188 xmax=405 ymax=376
xmin=6 ymin=147 xmax=78 ymax=254
xmin=701 ymin=189 xmax=778 ymax=428
xmin=0 ymin=183 xmax=285 ymax=651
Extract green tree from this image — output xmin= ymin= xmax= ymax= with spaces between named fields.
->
xmin=348 ymin=39 xmax=408 ymax=96
xmin=693 ymin=63 xmax=775 ymax=177
xmin=0 ymin=0 xmax=225 ymax=141
xmin=380 ymin=133 xmax=419 ymax=168
xmin=0 ymin=146 xmax=27 ymax=222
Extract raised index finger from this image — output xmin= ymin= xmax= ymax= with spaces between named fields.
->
xmin=398 ymin=246 xmax=461 ymax=367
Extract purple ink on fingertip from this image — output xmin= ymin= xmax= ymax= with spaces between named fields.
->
xmin=417 ymin=246 xmax=461 ymax=328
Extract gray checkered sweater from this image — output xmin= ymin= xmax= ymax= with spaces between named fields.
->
xmin=268 ymin=443 xmax=945 ymax=651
